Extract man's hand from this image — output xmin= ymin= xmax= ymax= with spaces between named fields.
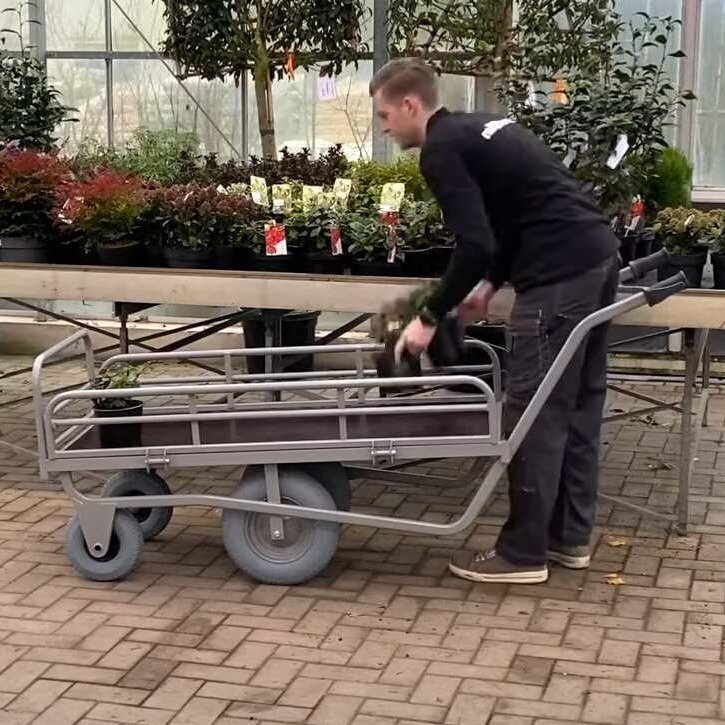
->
xmin=457 ymin=280 xmax=495 ymax=324
xmin=393 ymin=316 xmax=437 ymax=363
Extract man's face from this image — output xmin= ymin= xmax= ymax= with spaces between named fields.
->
xmin=374 ymin=91 xmax=425 ymax=150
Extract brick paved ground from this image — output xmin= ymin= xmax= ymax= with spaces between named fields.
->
xmin=0 ymin=355 xmax=723 ymax=724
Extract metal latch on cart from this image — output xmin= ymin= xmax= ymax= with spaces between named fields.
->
xmin=370 ymin=441 xmax=397 ymax=466
xmin=145 ymin=449 xmax=170 ymax=472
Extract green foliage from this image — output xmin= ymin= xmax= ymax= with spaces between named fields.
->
xmin=343 ymin=211 xmax=394 ymax=261
xmin=72 ymin=129 xmax=200 ymax=185
xmin=496 ymin=2 xmax=693 ymax=226
xmin=388 ymin=0 xmax=513 ymax=76
xmin=397 ymin=199 xmax=452 ymax=249
xmin=653 ymin=207 xmax=707 ymax=255
xmin=0 ymin=6 xmax=76 ymax=150
xmin=644 ymin=146 xmax=693 ymax=213
xmin=349 ymin=155 xmax=430 ymax=208
xmin=692 ymin=210 xmax=725 ymax=253
xmin=285 ymin=206 xmax=343 ymax=254
xmin=94 ymin=362 xmax=147 ymax=410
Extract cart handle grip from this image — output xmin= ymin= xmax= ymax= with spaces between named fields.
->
xmin=642 ymin=271 xmax=688 ymax=306
xmin=623 ymin=248 xmax=668 ymax=282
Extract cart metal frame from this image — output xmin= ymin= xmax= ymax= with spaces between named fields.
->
xmin=33 ymin=263 xmax=685 ymax=569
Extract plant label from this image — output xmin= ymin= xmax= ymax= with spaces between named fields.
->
xmin=330 ymin=226 xmax=343 ymax=256
xmin=250 ymin=176 xmax=269 ymax=206
xmin=265 ymin=223 xmax=288 ymax=256
xmin=318 ymin=74 xmax=338 ymax=102
xmin=303 ymin=185 xmax=325 ymax=212
xmin=333 ymin=178 xmax=352 ymax=208
xmin=606 ymin=134 xmax=629 ymax=169
xmin=380 ymin=183 xmax=405 ymax=213
xmin=387 ymin=244 xmax=397 ymax=264
xmin=272 ymin=184 xmax=292 ymax=213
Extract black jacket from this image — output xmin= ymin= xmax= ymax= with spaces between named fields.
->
xmin=421 ymin=108 xmax=619 ymax=319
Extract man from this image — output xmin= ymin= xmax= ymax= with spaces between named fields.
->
xmin=370 ymin=58 xmax=620 ymax=584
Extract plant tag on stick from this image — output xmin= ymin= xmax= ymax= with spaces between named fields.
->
xmin=264 ymin=222 xmax=288 ymax=256
xmin=380 ymin=182 xmax=405 ymax=213
xmin=606 ymin=134 xmax=629 ymax=169
xmin=250 ymin=176 xmax=269 ymax=206
xmin=333 ymin=178 xmax=352 ymax=208
xmin=330 ymin=226 xmax=343 ymax=256
xmin=303 ymin=185 xmax=324 ymax=213
xmin=271 ymin=184 xmax=292 ymax=214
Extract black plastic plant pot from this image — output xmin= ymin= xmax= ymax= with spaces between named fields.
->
xmin=0 ymin=236 xmax=49 ymax=263
xmin=400 ymin=246 xmax=453 ymax=278
xmin=163 ymin=247 xmax=213 ymax=269
xmin=94 ymin=400 xmax=144 ymax=448
xmin=635 ymin=230 xmax=654 ymax=260
xmin=300 ymin=252 xmax=348 ymax=275
xmin=444 ymin=323 xmax=508 ymax=394
xmin=213 ymin=246 xmax=254 ymax=271
xmin=97 ymin=241 xmax=141 ymax=267
xmin=243 ymin=310 xmax=320 ymax=374
xmin=657 ymin=250 xmax=708 ymax=289
xmin=617 ymin=232 xmax=639 ymax=267
xmin=711 ymin=252 xmax=725 ymax=290
xmin=350 ymin=258 xmax=404 ymax=277
xmin=53 ymin=242 xmax=96 ymax=266
xmin=248 ymin=251 xmax=299 ymax=273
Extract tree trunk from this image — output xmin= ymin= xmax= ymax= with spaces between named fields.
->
xmin=254 ymin=63 xmax=277 ymax=160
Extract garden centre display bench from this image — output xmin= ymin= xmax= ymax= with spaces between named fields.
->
xmin=1 ymin=261 xmax=721 ymax=535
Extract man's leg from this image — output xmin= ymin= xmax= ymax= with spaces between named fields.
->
xmin=449 ymin=258 xmax=617 ymax=583
xmin=548 ymin=261 xmax=619 ymax=566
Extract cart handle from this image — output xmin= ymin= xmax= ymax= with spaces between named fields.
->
xmin=642 ymin=271 xmax=688 ymax=306
xmin=619 ymin=248 xmax=668 ymax=284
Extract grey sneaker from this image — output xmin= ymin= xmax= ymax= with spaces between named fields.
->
xmin=448 ymin=549 xmax=548 ymax=584
xmin=547 ymin=544 xmax=591 ymax=569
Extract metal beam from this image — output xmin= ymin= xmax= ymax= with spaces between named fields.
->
xmin=677 ymin=0 xmax=701 ymax=157
xmin=372 ymin=0 xmax=390 ymax=161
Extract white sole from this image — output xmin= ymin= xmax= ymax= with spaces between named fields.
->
xmin=547 ymin=551 xmax=591 ymax=569
xmin=448 ymin=562 xmax=549 ymax=584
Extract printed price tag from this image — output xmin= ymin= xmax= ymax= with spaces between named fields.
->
xmin=271 ymin=184 xmax=292 ymax=214
xmin=250 ymin=176 xmax=269 ymax=206
xmin=303 ymin=185 xmax=324 ymax=213
xmin=264 ymin=222 xmax=288 ymax=256
xmin=380 ymin=183 xmax=405 ymax=213
xmin=333 ymin=178 xmax=352 ymax=208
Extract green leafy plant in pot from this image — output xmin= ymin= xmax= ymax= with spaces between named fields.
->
xmin=289 ymin=206 xmax=347 ymax=275
xmin=93 ymin=363 xmax=147 ymax=448
xmin=54 ymin=169 xmax=148 ymax=266
xmin=0 ymin=149 xmax=72 ymax=262
xmin=345 ymin=211 xmax=403 ymax=276
xmin=397 ymin=199 xmax=453 ymax=278
xmin=694 ymin=210 xmax=725 ymax=290
xmin=653 ymin=207 xmax=709 ymax=288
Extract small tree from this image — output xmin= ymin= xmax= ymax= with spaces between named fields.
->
xmin=0 ymin=3 xmax=75 ymax=150
xmin=156 ymin=0 xmax=370 ymax=159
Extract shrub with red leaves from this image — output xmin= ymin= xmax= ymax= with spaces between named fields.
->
xmin=53 ymin=169 xmax=148 ymax=249
xmin=142 ymin=184 xmax=261 ymax=250
xmin=0 ymin=149 xmax=72 ymax=239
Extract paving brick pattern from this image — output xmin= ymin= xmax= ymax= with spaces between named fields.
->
xmin=0 ymin=356 xmax=723 ymax=723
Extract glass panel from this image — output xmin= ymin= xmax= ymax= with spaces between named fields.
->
xmin=111 ymin=0 xmax=167 ymax=52
xmin=45 ymin=0 xmax=105 ymax=51
xmin=247 ymin=61 xmax=374 ymax=161
xmin=112 ymin=60 xmax=242 ymax=157
xmin=694 ymin=0 xmax=725 ymax=186
xmin=440 ymin=74 xmax=474 ymax=112
xmin=46 ymin=58 xmax=108 ymax=151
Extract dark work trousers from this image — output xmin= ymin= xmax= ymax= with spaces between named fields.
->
xmin=496 ymin=255 xmax=620 ymax=567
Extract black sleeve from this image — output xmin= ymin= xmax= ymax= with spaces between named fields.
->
xmin=419 ymin=141 xmax=496 ymax=319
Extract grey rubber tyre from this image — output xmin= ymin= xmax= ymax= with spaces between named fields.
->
xmin=222 ymin=468 xmax=341 ymax=585
xmin=66 ymin=510 xmax=143 ymax=582
xmin=245 ymin=463 xmax=352 ymax=512
xmin=101 ymin=470 xmax=173 ymax=540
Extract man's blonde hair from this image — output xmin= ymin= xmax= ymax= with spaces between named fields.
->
xmin=369 ymin=58 xmax=439 ymax=108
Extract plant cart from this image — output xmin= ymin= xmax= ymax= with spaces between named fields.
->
xmin=32 ymin=259 xmax=686 ymax=585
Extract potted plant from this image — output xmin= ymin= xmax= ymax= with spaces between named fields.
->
xmin=92 ymin=363 xmax=146 ymax=448
xmin=146 ymin=184 xmax=217 ymax=268
xmin=397 ymin=199 xmax=453 ymax=277
xmin=209 ymin=191 xmax=259 ymax=270
xmin=291 ymin=206 xmax=348 ymax=275
xmin=653 ymin=207 xmax=709 ymax=288
xmin=346 ymin=211 xmax=403 ymax=277
xmin=0 ymin=149 xmax=71 ymax=263
xmin=695 ymin=210 xmax=725 ymax=290
xmin=54 ymin=169 xmax=148 ymax=266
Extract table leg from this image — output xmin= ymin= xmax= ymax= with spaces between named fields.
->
xmin=677 ymin=329 xmax=697 ymax=536
xmin=702 ymin=335 xmax=711 ymax=429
